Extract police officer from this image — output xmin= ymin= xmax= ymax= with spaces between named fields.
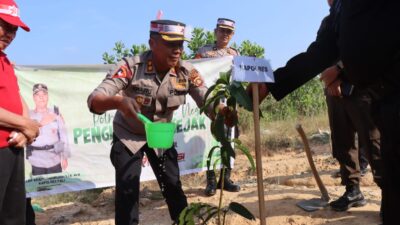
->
xmin=27 ymin=83 xmax=71 ymax=175
xmin=0 ymin=1 xmax=40 ymax=224
xmin=195 ymin=18 xmax=240 ymax=196
xmin=195 ymin=18 xmax=239 ymax=59
xmin=87 ymin=19 xmax=235 ymax=225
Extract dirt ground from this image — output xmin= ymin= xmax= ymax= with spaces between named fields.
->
xmin=35 ymin=142 xmax=381 ymax=225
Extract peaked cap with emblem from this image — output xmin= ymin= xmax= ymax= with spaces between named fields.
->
xmin=150 ymin=19 xmax=189 ymax=42
xmin=216 ymin=18 xmax=235 ymax=31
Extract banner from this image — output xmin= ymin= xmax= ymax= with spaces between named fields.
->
xmin=16 ymin=56 xmax=233 ymax=197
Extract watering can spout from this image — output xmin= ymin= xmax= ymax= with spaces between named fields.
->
xmin=137 ymin=113 xmax=152 ymax=124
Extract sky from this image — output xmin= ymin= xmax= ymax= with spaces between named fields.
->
xmin=7 ymin=0 xmax=330 ymax=69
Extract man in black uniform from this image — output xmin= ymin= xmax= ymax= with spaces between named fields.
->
xmin=249 ymin=0 xmax=400 ymax=223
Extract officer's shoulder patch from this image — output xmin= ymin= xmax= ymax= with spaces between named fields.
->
xmin=189 ymin=69 xmax=204 ymax=87
xmin=112 ymin=64 xmax=133 ymax=79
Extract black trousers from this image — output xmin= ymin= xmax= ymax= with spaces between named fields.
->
xmin=0 ymin=147 xmax=26 ymax=225
xmin=379 ymin=95 xmax=400 ymax=225
xmin=110 ymin=137 xmax=187 ymax=225
xmin=326 ymin=89 xmax=382 ymax=187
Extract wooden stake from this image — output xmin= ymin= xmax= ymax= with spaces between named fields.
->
xmin=252 ymin=83 xmax=266 ymax=225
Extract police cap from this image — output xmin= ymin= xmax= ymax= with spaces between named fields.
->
xmin=150 ymin=19 xmax=188 ymax=42
xmin=216 ymin=18 xmax=235 ymax=31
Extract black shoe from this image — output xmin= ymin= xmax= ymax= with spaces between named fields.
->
xmin=217 ymin=168 xmax=240 ymax=192
xmin=205 ymin=170 xmax=217 ymax=196
xmin=330 ymin=185 xmax=367 ymax=211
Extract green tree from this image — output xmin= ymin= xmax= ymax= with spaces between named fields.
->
xmin=186 ymin=28 xmax=215 ymax=58
xmin=102 ymin=41 xmax=148 ymax=64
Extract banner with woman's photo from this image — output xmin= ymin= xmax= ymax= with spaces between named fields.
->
xmin=15 ymin=56 xmax=233 ymax=197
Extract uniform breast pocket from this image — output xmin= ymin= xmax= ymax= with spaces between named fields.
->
xmin=167 ymin=95 xmax=186 ymax=111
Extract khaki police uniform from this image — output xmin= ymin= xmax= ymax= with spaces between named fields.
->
xmin=88 ymin=47 xmax=211 ymax=224
xmin=195 ymin=43 xmax=239 ymax=59
xmin=195 ymin=18 xmax=241 ymax=196
xmin=88 ymin=51 xmax=209 ymax=154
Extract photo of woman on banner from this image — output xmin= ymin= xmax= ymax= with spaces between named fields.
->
xmin=26 ymin=83 xmax=71 ymax=176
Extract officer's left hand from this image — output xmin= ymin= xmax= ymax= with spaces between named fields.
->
xmin=217 ymin=105 xmax=238 ymax=127
xmin=7 ymin=131 xmax=28 ymax=149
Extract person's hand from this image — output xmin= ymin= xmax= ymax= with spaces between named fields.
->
xmin=40 ymin=112 xmax=57 ymax=126
xmin=118 ymin=96 xmax=141 ymax=120
xmin=7 ymin=131 xmax=28 ymax=148
xmin=320 ymin=65 xmax=341 ymax=87
xmin=21 ymin=119 xmax=40 ymax=144
xmin=326 ymin=79 xmax=342 ymax=97
xmin=61 ymin=158 xmax=68 ymax=170
xmin=217 ymin=104 xmax=238 ymax=127
xmin=246 ymin=83 xmax=269 ymax=104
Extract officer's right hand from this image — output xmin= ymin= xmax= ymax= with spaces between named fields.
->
xmin=320 ymin=65 xmax=340 ymax=87
xmin=118 ymin=96 xmax=141 ymax=120
xmin=246 ymin=83 xmax=269 ymax=104
xmin=21 ymin=119 xmax=40 ymax=144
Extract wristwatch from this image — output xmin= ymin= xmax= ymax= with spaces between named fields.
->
xmin=336 ymin=61 xmax=344 ymax=71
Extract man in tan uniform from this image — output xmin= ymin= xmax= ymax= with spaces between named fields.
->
xmin=195 ymin=18 xmax=241 ymax=196
xmin=87 ymin=20 xmax=234 ymax=225
xmin=195 ymin=18 xmax=239 ymax=59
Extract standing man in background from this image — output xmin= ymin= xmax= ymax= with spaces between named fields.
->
xmin=195 ymin=18 xmax=241 ymax=196
xmin=0 ymin=1 xmax=40 ymax=224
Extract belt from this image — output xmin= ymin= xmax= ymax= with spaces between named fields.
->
xmin=29 ymin=145 xmax=54 ymax=150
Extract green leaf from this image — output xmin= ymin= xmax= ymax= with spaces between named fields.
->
xmin=228 ymin=202 xmax=256 ymax=220
xmin=179 ymin=207 xmax=189 ymax=225
xmin=221 ymin=139 xmax=235 ymax=159
xmin=212 ymin=158 xmax=221 ymax=171
xmin=228 ymin=82 xmax=253 ymax=111
xmin=206 ymin=146 xmax=220 ymax=170
xmin=202 ymin=90 xmax=226 ymax=114
xmin=202 ymin=208 xmax=218 ymax=224
xmin=226 ymin=97 xmax=237 ymax=108
xmin=233 ymin=140 xmax=255 ymax=170
xmin=220 ymin=148 xmax=230 ymax=168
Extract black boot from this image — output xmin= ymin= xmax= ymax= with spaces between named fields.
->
xmin=205 ymin=170 xmax=217 ymax=196
xmin=330 ymin=184 xmax=367 ymax=211
xmin=217 ymin=168 xmax=240 ymax=192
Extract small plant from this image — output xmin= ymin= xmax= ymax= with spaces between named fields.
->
xmin=179 ymin=70 xmax=256 ymax=225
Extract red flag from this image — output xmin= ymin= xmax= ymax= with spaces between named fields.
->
xmin=156 ymin=10 xmax=163 ymax=19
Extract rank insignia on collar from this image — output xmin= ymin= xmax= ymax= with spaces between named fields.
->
xmin=145 ymin=60 xmax=155 ymax=74
xmin=189 ymin=69 xmax=204 ymax=87
xmin=112 ymin=65 xmax=132 ymax=79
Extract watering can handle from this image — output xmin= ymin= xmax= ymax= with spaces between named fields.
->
xmin=137 ymin=113 xmax=152 ymax=124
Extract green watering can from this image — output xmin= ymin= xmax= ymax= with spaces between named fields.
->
xmin=137 ymin=113 xmax=176 ymax=149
